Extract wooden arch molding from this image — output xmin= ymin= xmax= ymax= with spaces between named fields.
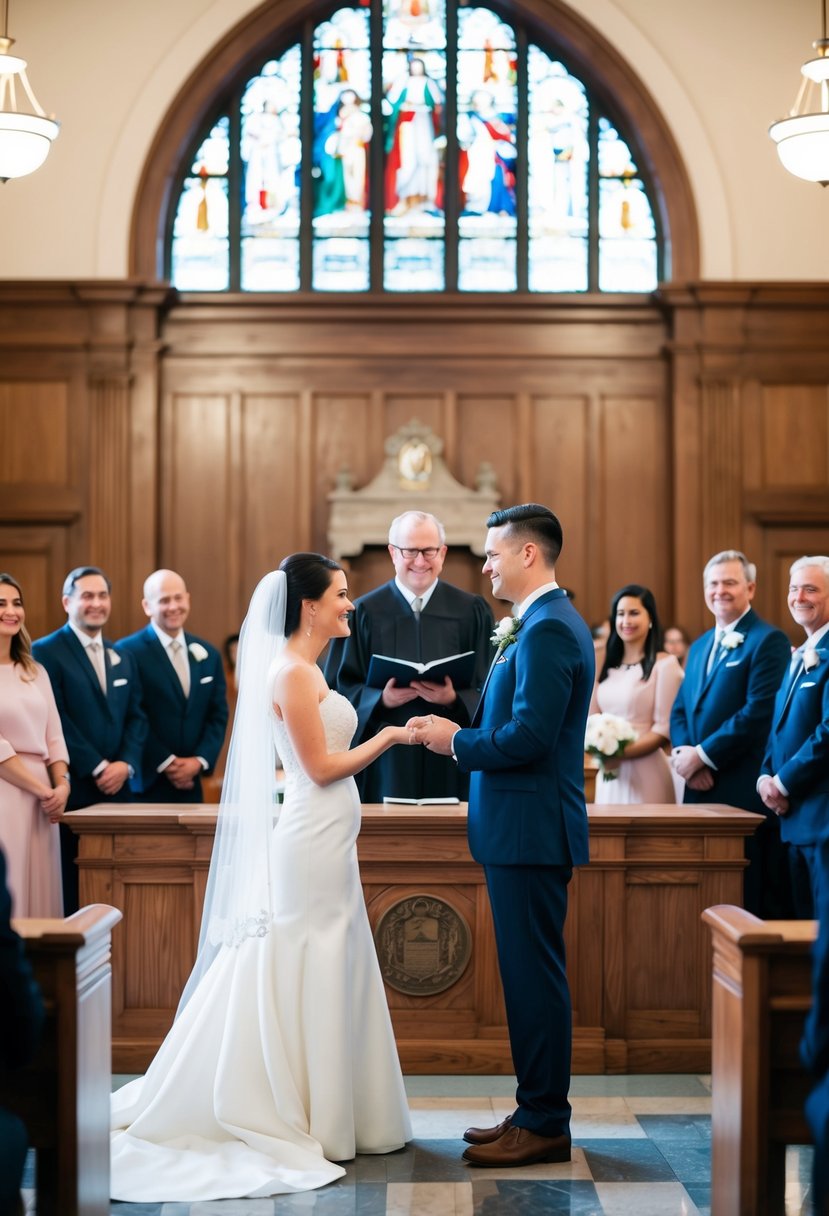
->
xmin=129 ymin=0 xmax=700 ymax=282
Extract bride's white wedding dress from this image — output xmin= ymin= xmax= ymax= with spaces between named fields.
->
xmin=110 ymin=689 xmax=411 ymax=1201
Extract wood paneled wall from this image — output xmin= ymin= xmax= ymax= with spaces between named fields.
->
xmin=1 ymin=283 xmax=828 ymax=646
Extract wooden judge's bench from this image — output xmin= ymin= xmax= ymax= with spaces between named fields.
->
xmin=67 ymin=802 xmax=761 ymax=1075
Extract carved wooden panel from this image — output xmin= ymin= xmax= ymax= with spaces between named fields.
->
xmin=0 ymin=381 xmax=70 ymax=486
xmin=0 ymin=526 xmax=69 ymax=639
xmin=759 ymin=384 xmax=828 ymax=489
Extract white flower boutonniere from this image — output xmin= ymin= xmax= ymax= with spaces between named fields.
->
xmin=720 ymin=631 xmax=745 ymax=651
xmin=107 ymin=649 xmax=121 ymax=666
xmin=188 ymin=642 xmax=209 ymax=662
xmin=803 ymin=649 xmax=820 ymax=673
xmin=491 ymin=616 xmax=522 ymax=650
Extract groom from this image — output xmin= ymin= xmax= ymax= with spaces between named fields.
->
xmin=410 ymin=504 xmax=594 ymax=1166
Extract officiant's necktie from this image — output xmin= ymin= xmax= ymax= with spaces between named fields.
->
xmin=412 ymin=597 xmax=423 ymax=620
xmin=88 ymin=640 xmax=107 ymax=694
xmin=170 ymin=639 xmax=191 ymax=696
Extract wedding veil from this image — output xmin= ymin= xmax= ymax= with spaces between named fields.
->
xmin=177 ymin=569 xmax=287 ymax=1012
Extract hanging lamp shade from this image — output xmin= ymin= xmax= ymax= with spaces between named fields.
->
xmin=769 ymin=4 xmax=829 ymax=185
xmin=0 ymin=20 xmax=60 ymax=183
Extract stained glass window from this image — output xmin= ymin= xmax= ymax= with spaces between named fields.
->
xmin=168 ymin=2 xmax=662 ymax=293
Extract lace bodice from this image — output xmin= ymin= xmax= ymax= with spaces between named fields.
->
xmin=273 ymin=690 xmax=358 ymax=787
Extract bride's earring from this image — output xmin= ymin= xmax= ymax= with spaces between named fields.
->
xmin=306 ymin=612 xmax=315 ymax=638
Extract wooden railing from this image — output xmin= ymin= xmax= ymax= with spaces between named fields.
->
xmin=0 ymin=905 xmax=122 ymax=1216
xmin=703 ymin=904 xmax=815 ymax=1216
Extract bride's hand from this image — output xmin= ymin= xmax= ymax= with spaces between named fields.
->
xmin=387 ymin=725 xmax=420 ymax=747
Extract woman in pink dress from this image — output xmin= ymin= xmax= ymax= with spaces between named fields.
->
xmin=590 ymin=584 xmax=684 ymax=805
xmin=0 ymin=574 xmax=69 ymax=915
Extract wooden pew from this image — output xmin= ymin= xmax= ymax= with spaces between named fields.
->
xmin=703 ymin=905 xmax=816 ymax=1216
xmin=0 ymin=905 xmax=122 ymax=1216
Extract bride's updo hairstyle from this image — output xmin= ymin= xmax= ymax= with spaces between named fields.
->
xmin=279 ymin=552 xmax=343 ymax=637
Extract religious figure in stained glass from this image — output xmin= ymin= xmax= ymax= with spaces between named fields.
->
xmin=458 ymin=88 xmax=517 ymax=216
xmin=314 ymin=89 xmax=373 ymax=216
xmin=384 ymin=56 xmax=444 ymax=215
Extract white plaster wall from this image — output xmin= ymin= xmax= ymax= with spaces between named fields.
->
xmin=0 ymin=0 xmax=825 ymax=280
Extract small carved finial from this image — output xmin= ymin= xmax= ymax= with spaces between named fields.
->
xmin=475 ymin=461 xmax=498 ymax=494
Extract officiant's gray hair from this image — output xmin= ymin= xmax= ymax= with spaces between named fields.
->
xmin=703 ymin=550 xmax=756 ymax=584
xmin=388 ymin=511 xmax=446 ymax=545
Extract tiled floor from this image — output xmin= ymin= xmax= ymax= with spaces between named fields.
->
xmin=23 ymin=1074 xmax=816 ymax=1214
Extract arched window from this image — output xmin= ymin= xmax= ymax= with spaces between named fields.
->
xmin=168 ymin=0 xmax=662 ymax=293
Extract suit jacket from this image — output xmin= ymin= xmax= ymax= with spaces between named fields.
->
xmin=670 ymin=608 xmax=791 ymax=813
xmin=759 ymin=643 xmax=829 ymax=846
xmin=453 ymin=588 xmax=594 ymax=867
xmin=32 ymin=624 xmax=147 ymax=809
xmin=115 ymin=626 xmax=228 ymax=799
xmin=325 ymin=579 xmax=493 ymax=802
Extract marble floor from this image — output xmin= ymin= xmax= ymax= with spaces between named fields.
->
xmin=24 ymin=1074 xmax=816 ymax=1215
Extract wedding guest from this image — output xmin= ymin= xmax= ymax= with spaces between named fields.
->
xmin=670 ymin=550 xmax=791 ymax=917
xmin=590 ymin=585 xmax=683 ymax=804
xmin=325 ymin=511 xmax=493 ymax=802
xmin=663 ymin=624 xmax=691 ymax=668
xmin=116 ymin=570 xmax=228 ymax=804
xmin=758 ymin=555 xmax=829 ymax=919
xmin=0 ymin=574 xmax=69 ymax=917
xmin=32 ymin=567 xmax=146 ymax=913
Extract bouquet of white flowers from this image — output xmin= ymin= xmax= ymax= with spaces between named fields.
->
xmin=584 ymin=712 xmax=638 ymax=781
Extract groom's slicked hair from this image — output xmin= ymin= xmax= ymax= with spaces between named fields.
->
xmin=487 ymin=504 xmax=563 ymax=567
xmin=279 ymin=552 xmax=342 ymax=637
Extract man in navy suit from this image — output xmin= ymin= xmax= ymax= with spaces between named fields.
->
xmin=32 ymin=567 xmax=147 ymax=913
xmin=758 ymin=556 xmax=829 ymax=918
xmin=116 ymin=569 xmax=228 ymax=803
xmin=411 ymin=504 xmax=594 ymax=1167
xmin=670 ymin=550 xmax=791 ymax=917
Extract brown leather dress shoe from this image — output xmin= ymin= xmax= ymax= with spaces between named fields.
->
xmin=462 ymin=1126 xmax=571 ymax=1167
xmin=462 ymin=1113 xmax=513 ymax=1145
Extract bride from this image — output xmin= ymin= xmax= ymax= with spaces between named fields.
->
xmin=111 ymin=554 xmax=414 ymax=1200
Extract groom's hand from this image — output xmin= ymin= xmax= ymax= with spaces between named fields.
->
xmin=407 ymin=714 xmax=460 ymax=755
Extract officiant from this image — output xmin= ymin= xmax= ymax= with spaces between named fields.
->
xmin=325 ymin=511 xmax=493 ymax=803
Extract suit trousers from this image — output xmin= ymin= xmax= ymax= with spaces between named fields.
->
xmin=484 ymin=863 xmax=573 ymax=1137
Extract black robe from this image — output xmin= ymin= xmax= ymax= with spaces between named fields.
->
xmin=324 ymin=579 xmax=494 ymax=802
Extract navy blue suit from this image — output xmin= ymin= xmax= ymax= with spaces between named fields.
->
xmin=670 ymin=608 xmax=791 ymax=915
xmin=453 ymin=588 xmax=594 ymax=1136
xmin=760 ymin=639 xmax=829 ymax=916
xmin=32 ymin=624 xmax=147 ymax=911
xmin=115 ymin=627 xmax=228 ymax=803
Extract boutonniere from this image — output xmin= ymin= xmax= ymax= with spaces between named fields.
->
xmin=803 ymin=649 xmax=820 ymax=673
xmin=720 ymin=631 xmax=745 ymax=651
xmin=188 ymin=642 xmax=209 ymax=662
xmin=491 ymin=616 xmax=522 ymax=650
xmin=107 ymin=649 xmax=121 ymax=666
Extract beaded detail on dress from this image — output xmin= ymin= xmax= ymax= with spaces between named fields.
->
xmin=273 ymin=691 xmax=357 ymax=791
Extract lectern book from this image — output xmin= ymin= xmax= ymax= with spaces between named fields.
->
xmin=383 ymin=797 xmax=461 ymax=805
xmin=366 ymin=650 xmax=476 ymax=690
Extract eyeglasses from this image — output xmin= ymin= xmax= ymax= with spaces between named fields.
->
xmin=390 ymin=545 xmax=442 ymax=560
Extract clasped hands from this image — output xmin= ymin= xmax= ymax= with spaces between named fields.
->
xmin=382 ymin=676 xmax=457 ymax=709
xmin=670 ymin=745 xmax=715 ymax=791
xmin=405 ymin=714 xmax=460 ymax=755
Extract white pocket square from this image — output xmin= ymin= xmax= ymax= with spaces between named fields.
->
xmin=113 ymin=677 xmax=128 ymax=687
xmin=725 ymin=660 xmax=742 ymax=667
xmin=800 ymin=680 xmax=817 ymax=688
xmin=200 ymin=675 xmax=214 ymax=684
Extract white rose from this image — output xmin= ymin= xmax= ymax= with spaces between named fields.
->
xmin=107 ymin=649 xmax=121 ymax=666
xmin=803 ymin=649 xmax=820 ymax=673
xmin=188 ymin=642 xmax=209 ymax=662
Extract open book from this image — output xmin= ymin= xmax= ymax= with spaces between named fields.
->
xmin=383 ymin=796 xmax=461 ymax=805
xmin=366 ymin=650 xmax=476 ymax=690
